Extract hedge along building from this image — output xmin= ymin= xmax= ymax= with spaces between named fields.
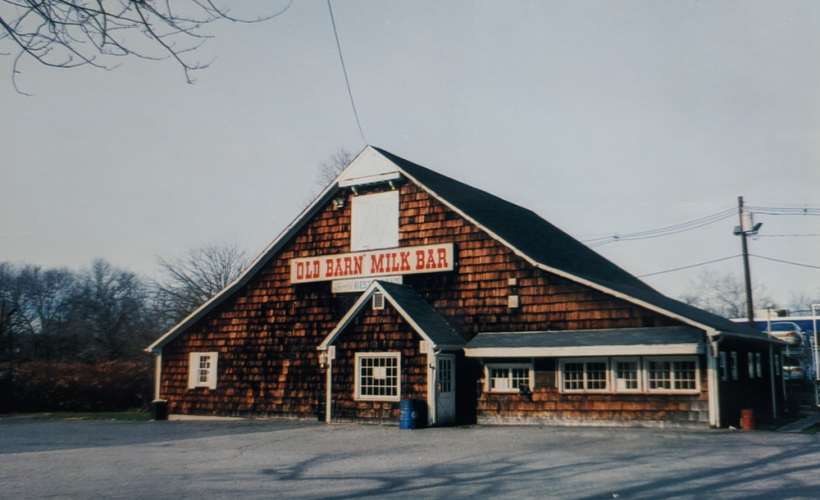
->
xmin=147 ymin=147 xmax=786 ymax=428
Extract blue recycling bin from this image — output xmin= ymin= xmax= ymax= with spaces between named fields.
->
xmin=400 ymin=399 xmax=419 ymax=430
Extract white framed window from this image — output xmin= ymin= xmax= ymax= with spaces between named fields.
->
xmin=613 ymin=357 xmax=641 ymax=392
xmin=355 ymin=352 xmax=400 ymax=401
xmin=559 ymin=358 xmax=609 ymax=392
xmin=755 ymin=353 xmax=763 ymax=378
xmin=719 ymin=352 xmax=728 ymax=381
xmin=486 ymin=363 xmax=534 ymax=393
xmin=351 ymin=191 xmax=399 ymax=251
xmin=748 ymin=352 xmax=755 ymax=379
xmin=557 ymin=356 xmax=702 ymax=394
xmin=731 ymin=352 xmax=739 ymax=380
xmin=645 ymin=357 xmax=699 ymax=393
xmin=188 ymin=352 xmax=218 ymax=390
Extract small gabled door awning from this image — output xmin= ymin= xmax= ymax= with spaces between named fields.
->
xmin=318 ymin=280 xmax=465 ymax=351
xmin=464 ymin=326 xmax=705 ymax=358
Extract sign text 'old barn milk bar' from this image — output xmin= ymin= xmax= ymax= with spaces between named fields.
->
xmin=290 ymin=243 xmax=454 ymax=284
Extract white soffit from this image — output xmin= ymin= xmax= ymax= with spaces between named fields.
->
xmin=338 ymin=147 xmax=402 ymax=187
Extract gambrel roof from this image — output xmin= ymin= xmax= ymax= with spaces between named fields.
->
xmin=147 ymin=146 xmax=776 ymax=353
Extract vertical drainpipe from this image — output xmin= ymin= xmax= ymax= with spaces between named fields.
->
xmin=154 ymin=352 xmax=162 ymax=401
xmin=707 ymin=332 xmax=721 ymax=427
xmin=427 ymin=347 xmax=437 ymax=427
xmin=325 ymin=346 xmax=335 ymax=423
xmin=769 ymin=345 xmax=777 ymax=420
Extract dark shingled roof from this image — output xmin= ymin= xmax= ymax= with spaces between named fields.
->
xmin=377 ymin=281 xmax=465 ymax=348
xmin=375 ymin=147 xmax=774 ymax=342
xmin=466 ymin=326 xmax=702 ymax=349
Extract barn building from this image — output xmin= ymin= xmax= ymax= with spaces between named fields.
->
xmin=147 ymin=147 xmax=786 ymax=428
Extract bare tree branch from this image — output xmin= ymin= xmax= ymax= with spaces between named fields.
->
xmin=154 ymin=242 xmax=249 ymax=323
xmin=0 ymin=0 xmax=292 ymax=90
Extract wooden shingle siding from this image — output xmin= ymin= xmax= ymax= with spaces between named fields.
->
xmin=160 ymin=181 xmax=679 ymax=418
xmin=330 ymin=304 xmax=427 ymax=423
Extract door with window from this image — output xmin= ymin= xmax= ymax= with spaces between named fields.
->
xmin=436 ymin=355 xmax=456 ymax=425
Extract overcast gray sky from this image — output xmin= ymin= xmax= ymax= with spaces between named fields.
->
xmin=2 ymin=0 xmax=819 ymax=309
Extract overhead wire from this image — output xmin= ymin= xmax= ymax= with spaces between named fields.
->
xmin=327 ymin=0 xmax=367 ymax=146
xmin=757 ymin=234 xmax=820 ymax=238
xmin=583 ymin=208 xmax=736 ymax=248
xmin=749 ymin=254 xmax=820 ymax=271
xmin=636 ymin=255 xmax=741 ymax=278
xmin=746 ymin=206 xmax=820 ymax=217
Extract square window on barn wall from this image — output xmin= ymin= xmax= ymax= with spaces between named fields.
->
xmin=355 ymin=353 xmax=400 ymax=401
xmin=188 ymin=352 xmax=218 ymax=390
xmin=351 ymin=191 xmax=399 ymax=251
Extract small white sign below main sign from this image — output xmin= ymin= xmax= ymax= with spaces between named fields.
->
xmin=332 ymin=276 xmax=403 ymax=294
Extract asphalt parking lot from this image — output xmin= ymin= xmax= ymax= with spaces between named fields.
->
xmin=2 ymin=418 xmax=820 ymax=500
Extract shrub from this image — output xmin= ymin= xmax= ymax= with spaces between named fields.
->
xmin=0 ymin=361 xmax=152 ymax=413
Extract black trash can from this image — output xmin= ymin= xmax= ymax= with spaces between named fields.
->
xmin=317 ymin=398 xmax=326 ymax=422
xmin=151 ymin=399 xmax=168 ymax=421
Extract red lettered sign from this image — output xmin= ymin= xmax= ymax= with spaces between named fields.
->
xmin=290 ymin=243 xmax=454 ymax=284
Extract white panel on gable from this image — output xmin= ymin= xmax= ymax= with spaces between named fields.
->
xmin=339 ymin=147 xmax=401 ymax=187
xmin=351 ymin=191 xmax=399 ymax=251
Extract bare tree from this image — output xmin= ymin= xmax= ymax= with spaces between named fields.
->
xmin=0 ymin=263 xmax=26 ymax=366
xmin=77 ymin=259 xmax=150 ymax=361
xmin=15 ymin=265 xmax=78 ymax=361
xmin=680 ymin=270 xmax=775 ymax=319
xmin=788 ymin=289 xmax=820 ymax=316
xmin=0 ymin=0 xmax=291 ymax=91
xmin=155 ymin=242 xmax=249 ymax=324
xmin=316 ymin=149 xmax=354 ymax=188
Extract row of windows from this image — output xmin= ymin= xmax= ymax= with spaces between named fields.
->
xmin=486 ymin=356 xmax=701 ymax=394
xmin=719 ymin=351 xmax=776 ymax=382
xmin=187 ymin=353 xmax=702 ymax=396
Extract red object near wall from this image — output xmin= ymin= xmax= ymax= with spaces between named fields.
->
xmin=740 ymin=409 xmax=755 ymax=430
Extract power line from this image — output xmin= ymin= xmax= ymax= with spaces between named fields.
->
xmin=747 ymin=206 xmax=820 ymax=217
xmin=327 ymin=0 xmax=367 ymax=146
xmin=636 ymin=255 xmax=741 ymax=278
xmin=583 ymin=208 xmax=736 ymax=248
xmin=757 ymin=234 xmax=820 ymax=238
xmin=749 ymin=254 xmax=820 ymax=271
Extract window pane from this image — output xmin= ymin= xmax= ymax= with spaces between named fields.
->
xmin=616 ymin=361 xmax=638 ymax=390
xmin=511 ymin=368 xmax=529 ymax=390
xmin=438 ymin=359 xmax=452 ymax=393
xmin=198 ymin=355 xmax=210 ymax=383
xmin=563 ymin=363 xmax=584 ymax=390
xmin=359 ymin=356 xmax=399 ymax=397
xmin=648 ymin=361 xmax=672 ymax=390
xmin=755 ymin=353 xmax=763 ymax=378
xmin=673 ymin=361 xmax=697 ymax=390
xmin=585 ymin=362 xmax=608 ymax=390
xmin=490 ymin=368 xmax=509 ymax=391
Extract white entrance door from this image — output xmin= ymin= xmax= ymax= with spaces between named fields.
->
xmin=436 ymin=355 xmax=456 ymax=425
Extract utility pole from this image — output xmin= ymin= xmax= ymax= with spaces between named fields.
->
xmin=734 ymin=196 xmax=762 ymax=327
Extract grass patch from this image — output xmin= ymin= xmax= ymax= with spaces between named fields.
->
xmin=35 ymin=412 xmax=151 ymax=421
xmin=801 ymin=422 xmax=820 ymax=434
